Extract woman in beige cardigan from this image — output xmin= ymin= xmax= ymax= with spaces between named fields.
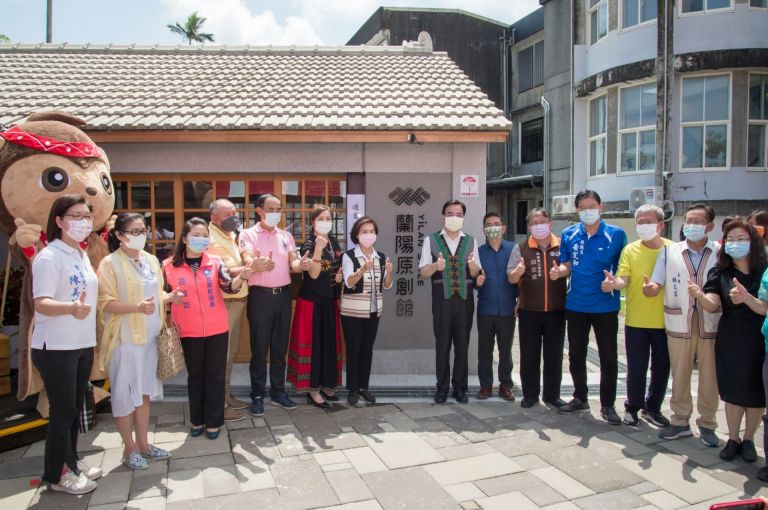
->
xmin=98 ymin=213 xmax=183 ymax=470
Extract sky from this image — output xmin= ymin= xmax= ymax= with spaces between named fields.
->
xmin=0 ymin=0 xmax=540 ymax=46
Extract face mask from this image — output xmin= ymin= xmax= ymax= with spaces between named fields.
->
xmin=578 ymin=209 xmax=600 ymax=226
xmin=263 ymin=212 xmax=281 ymax=228
xmin=220 ymin=215 xmax=240 ymax=233
xmin=66 ymin=219 xmax=93 ymax=243
xmin=484 ymin=226 xmax=502 ymax=241
xmin=444 ymin=216 xmax=464 ymax=232
xmin=315 ymin=220 xmax=333 ymax=236
xmin=187 ymin=236 xmax=210 ymax=253
xmin=358 ymin=233 xmax=377 ymax=248
xmin=683 ymin=224 xmax=707 ymax=242
xmin=123 ymin=233 xmax=147 ymax=251
xmin=724 ymin=241 xmax=750 ymax=260
xmin=635 ymin=223 xmax=659 ymax=242
xmin=530 ymin=223 xmax=551 ymax=240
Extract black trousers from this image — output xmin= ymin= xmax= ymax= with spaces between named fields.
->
xmin=181 ymin=333 xmax=227 ymax=428
xmin=433 ymin=294 xmax=474 ymax=393
xmin=477 ymin=315 xmax=515 ymax=389
xmin=519 ymin=310 xmax=566 ymax=401
xmin=624 ymin=326 xmax=670 ymax=413
xmin=31 ymin=346 xmax=93 ymax=484
xmin=248 ymin=289 xmax=292 ymax=398
xmin=566 ymin=310 xmax=619 ymax=407
xmin=341 ymin=314 xmax=380 ymax=392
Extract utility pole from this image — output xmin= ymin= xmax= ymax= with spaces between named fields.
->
xmin=46 ymin=0 xmax=52 ymax=43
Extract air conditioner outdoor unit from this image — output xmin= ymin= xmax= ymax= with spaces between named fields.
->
xmin=552 ymin=195 xmax=577 ymax=215
xmin=629 ymin=187 xmax=662 ymax=212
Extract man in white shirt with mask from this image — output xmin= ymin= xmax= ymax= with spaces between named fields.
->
xmin=419 ymin=200 xmax=481 ymax=404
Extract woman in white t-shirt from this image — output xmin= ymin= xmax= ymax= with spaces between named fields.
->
xmin=31 ymin=195 xmax=101 ymax=495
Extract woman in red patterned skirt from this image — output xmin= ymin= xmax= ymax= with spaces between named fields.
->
xmin=287 ymin=205 xmax=343 ymax=408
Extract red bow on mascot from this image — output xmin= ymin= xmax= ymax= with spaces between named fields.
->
xmin=0 ymin=112 xmax=115 ymax=410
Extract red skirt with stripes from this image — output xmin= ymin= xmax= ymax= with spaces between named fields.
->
xmin=287 ymin=296 xmax=342 ymax=391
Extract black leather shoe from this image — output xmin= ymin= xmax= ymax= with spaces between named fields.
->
xmin=347 ymin=391 xmax=359 ymax=406
xmin=320 ymin=390 xmax=340 ymax=402
xmin=452 ymin=390 xmax=468 ymax=404
xmin=358 ymin=389 xmax=376 ymax=404
xmin=520 ymin=397 xmax=538 ymax=408
xmin=757 ymin=465 xmax=768 ymax=482
xmin=543 ymin=397 xmax=567 ymax=409
xmin=434 ymin=391 xmax=448 ymax=404
xmin=306 ymin=393 xmax=332 ymax=410
xmin=741 ymin=440 xmax=758 ymax=463
xmin=719 ymin=439 xmax=741 ymax=461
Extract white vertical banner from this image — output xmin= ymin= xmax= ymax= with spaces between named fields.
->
xmin=346 ymin=194 xmax=365 ymax=247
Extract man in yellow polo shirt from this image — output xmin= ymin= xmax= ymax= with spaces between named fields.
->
xmin=603 ymin=204 xmax=671 ymax=427
xmin=209 ymin=199 xmax=251 ymax=422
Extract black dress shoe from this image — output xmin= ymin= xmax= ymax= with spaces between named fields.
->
xmin=320 ymin=390 xmax=340 ymax=402
xmin=719 ymin=439 xmax=741 ymax=461
xmin=434 ymin=391 xmax=448 ymax=404
xmin=543 ymin=397 xmax=567 ymax=409
xmin=520 ymin=397 xmax=538 ymax=408
xmin=358 ymin=389 xmax=376 ymax=404
xmin=452 ymin=390 xmax=468 ymax=404
xmin=306 ymin=393 xmax=332 ymax=409
xmin=347 ymin=391 xmax=359 ymax=406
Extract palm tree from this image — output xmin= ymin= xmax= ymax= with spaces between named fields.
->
xmin=167 ymin=12 xmax=214 ymax=45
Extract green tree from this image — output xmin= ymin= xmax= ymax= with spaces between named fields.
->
xmin=167 ymin=12 xmax=214 ymax=45
xmin=0 ymin=34 xmax=10 ymax=43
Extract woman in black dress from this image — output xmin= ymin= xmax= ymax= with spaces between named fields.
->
xmin=693 ymin=220 xmax=768 ymax=462
xmin=287 ymin=205 xmax=343 ymax=408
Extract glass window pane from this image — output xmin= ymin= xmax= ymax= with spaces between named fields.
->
xmin=704 ymin=124 xmax=727 ymax=167
xmin=147 ymin=240 xmax=174 ymax=263
xmin=590 ymin=0 xmax=602 ymax=7
xmin=155 ymin=181 xmax=174 ymax=209
xmin=751 ymin=0 xmax=768 ymax=7
xmin=620 ymin=132 xmax=637 ymax=172
xmin=153 ymin=212 xmax=176 ymax=241
xmin=284 ymin=211 xmax=302 ymax=239
xmin=599 ymin=3 xmax=608 ymax=39
xmin=590 ymin=96 xmax=606 ymax=136
xmin=682 ymin=0 xmax=704 ymax=12
xmin=131 ymin=181 xmax=151 ymax=209
xmin=682 ymin=126 xmax=704 ymax=168
xmin=639 ymin=130 xmax=656 ymax=170
xmin=707 ymin=0 xmax=730 ymax=9
xmin=704 ymin=76 xmax=730 ymax=121
xmin=590 ymin=138 xmax=606 ymax=176
xmin=282 ymin=180 xmax=301 ymax=210
xmin=114 ymin=181 xmax=129 ymax=209
xmin=215 ymin=180 xmax=246 ymax=210
xmin=183 ymin=180 xmax=212 ymax=209
xmin=682 ymin=78 xmax=704 ymax=122
xmin=749 ymin=75 xmax=765 ymax=120
xmin=305 ymin=180 xmax=325 ymax=208
xmin=747 ymin=124 xmax=766 ymax=167
xmin=641 ymin=83 xmax=656 ymax=126
xmin=624 ymin=0 xmax=639 ymax=27
xmin=329 ymin=181 xmax=346 ymax=209
xmin=621 ymin=87 xmax=641 ymax=129
xmin=590 ymin=10 xmax=599 ymax=44
xmin=640 ymin=0 xmax=657 ymax=22
xmin=247 ymin=181 xmax=275 ymax=209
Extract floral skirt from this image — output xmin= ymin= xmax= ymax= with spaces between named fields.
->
xmin=287 ymin=296 xmax=342 ymax=391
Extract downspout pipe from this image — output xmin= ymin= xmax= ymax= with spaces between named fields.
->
xmin=541 ymin=96 xmax=551 ymax=210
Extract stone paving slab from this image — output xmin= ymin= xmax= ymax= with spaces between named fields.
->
xmin=475 ymin=490 xmax=540 ymax=510
xmin=0 ymin=477 xmax=38 ymax=509
xmin=539 ymin=444 xmax=645 ymax=492
xmin=362 ymin=466 xmax=460 ymax=510
xmin=572 ymin=488 xmax=649 ymax=509
xmin=234 ymin=460 xmax=276 ymax=492
xmin=325 ymin=468 xmax=375 ymax=503
xmin=271 ymin=458 xmax=339 ymax=510
xmin=423 ymin=452 xmax=523 ymax=485
xmin=363 ymin=431 xmax=444 ymax=469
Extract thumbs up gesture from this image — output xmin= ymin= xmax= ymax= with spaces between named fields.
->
xmin=601 ymin=270 xmax=616 ymax=293
xmin=549 ymin=260 xmax=563 ymax=281
xmin=299 ymin=250 xmax=312 ymax=270
xmin=384 ymin=256 xmax=393 ymax=274
xmin=730 ymin=277 xmax=748 ymax=305
xmin=687 ymin=278 xmax=703 ymax=299
xmin=71 ymin=291 xmax=91 ymax=319
xmin=476 ymin=269 xmax=486 ymax=287
xmin=362 ymin=256 xmax=374 ymax=272
xmin=513 ymin=258 xmax=526 ymax=277
xmin=137 ymin=296 xmax=156 ymax=315
xmin=13 ymin=217 xmax=43 ymax=249
xmin=467 ymin=252 xmax=480 ymax=274
xmin=642 ymin=274 xmax=659 ymax=297
xmin=435 ymin=253 xmax=446 ymax=272
xmin=168 ymin=287 xmax=185 ymax=304
xmin=252 ymin=249 xmax=271 ymax=272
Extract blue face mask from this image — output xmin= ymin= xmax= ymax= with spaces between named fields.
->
xmin=724 ymin=241 xmax=750 ymax=260
xmin=683 ymin=224 xmax=707 ymax=242
xmin=578 ymin=209 xmax=600 ymax=226
xmin=187 ymin=236 xmax=210 ymax=253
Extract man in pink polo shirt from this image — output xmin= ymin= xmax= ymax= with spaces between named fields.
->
xmin=239 ymin=194 xmax=306 ymax=415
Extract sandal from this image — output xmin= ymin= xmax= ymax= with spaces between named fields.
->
xmin=140 ymin=445 xmax=171 ymax=460
xmin=121 ymin=451 xmax=149 ymax=470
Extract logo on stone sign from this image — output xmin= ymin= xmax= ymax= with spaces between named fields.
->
xmin=389 ymin=187 xmax=430 ymax=206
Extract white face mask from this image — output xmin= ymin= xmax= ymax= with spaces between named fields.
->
xmin=123 ymin=233 xmax=147 ymax=251
xmin=263 ymin=212 xmax=281 ymax=228
xmin=66 ymin=219 xmax=93 ymax=243
xmin=635 ymin=223 xmax=659 ymax=242
xmin=578 ymin=209 xmax=600 ymax=226
xmin=444 ymin=216 xmax=464 ymax=233
xmin=315 ymin=220 xmax=332 ymax=236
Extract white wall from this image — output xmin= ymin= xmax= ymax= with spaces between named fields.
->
xmin=674 ymin=2 xmax=768 ymax=55
xmin=575 ymin=22 xmax=656 ymax=83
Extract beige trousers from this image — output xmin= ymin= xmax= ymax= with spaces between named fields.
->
xmin=224 ymin=298 xmax=247 ymax=407
xmin=667 ymin=319 xmax=719 ymax=430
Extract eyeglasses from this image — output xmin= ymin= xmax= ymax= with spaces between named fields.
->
xmin=726 ymin=237 xmax=750 ymax=243
xmin=122 ymin=229 xmax=149 ymax=237
xmin=63 ymin=213 xmax=93 ymax=221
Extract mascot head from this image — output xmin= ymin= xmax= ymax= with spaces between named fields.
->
xmin=0 ymin=111 xmax=114 ymax=236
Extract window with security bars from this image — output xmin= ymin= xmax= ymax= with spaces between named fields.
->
xmin=748 ymin=74 xmax=768 ymax=169
xmin=518 ymin=41 xmax=544 ymax=92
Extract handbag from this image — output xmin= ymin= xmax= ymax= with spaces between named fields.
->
xmin=156 ymin=320 xmax=185 ymax=380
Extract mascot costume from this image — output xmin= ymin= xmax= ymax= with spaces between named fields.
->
xmin=0 ymin=111 xmax=114 ymax=410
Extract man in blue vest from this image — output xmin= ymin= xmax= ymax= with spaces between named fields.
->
xmin=474 ymin=212 xmax=518 ymax=401
xmin=420 ymin=200 xmax=482 ymax=404
xmin=552 ymin=190 xmax=627 ymax=424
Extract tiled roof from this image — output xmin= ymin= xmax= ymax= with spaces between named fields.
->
xmin=0 ymin=44 xmax=511 ymax=132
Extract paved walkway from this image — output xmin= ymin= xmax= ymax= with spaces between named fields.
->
xmin=0 ymin=394 xmax=765 ymax=510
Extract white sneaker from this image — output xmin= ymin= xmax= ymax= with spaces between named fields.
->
xmin=77 ymin=460 xmax=103 ymax=480
xmin=48 ymin=470 xmax=97 ymax=495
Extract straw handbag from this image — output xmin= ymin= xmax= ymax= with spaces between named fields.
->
xmin=156 ymin=318 xmax=184 ymax=380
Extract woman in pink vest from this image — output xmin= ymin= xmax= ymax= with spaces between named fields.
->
xmin=162 ymin=218 xmax=252 ymax=439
